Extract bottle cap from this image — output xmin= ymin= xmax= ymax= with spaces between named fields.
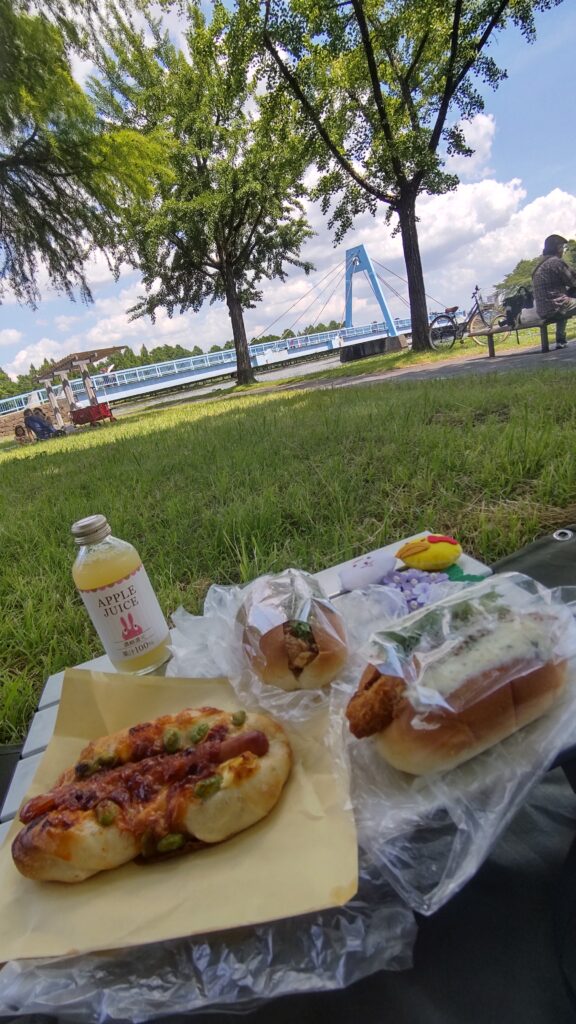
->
xmin=71 ymin=514 xmax=112 ymax=545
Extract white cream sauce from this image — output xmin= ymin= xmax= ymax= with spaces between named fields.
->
xmin=414 ymin=613 xmax=554 ymax=698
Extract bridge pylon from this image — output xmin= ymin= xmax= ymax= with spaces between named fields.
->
xmin=345 ymin=245 xmax=397 ymax=337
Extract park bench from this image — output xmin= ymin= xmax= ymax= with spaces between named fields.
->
xmin=469 ymin=309 xmax=575 ymax=358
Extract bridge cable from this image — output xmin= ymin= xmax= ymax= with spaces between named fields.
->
xmin=309 ymin=267 xmax=347 ymax=330
xmin=374 ymin=270 xmax=410 ymax=308
xmin=372 ymin=258 xmax=446 ymax=308
xmin=283 ymin=265 xmax=346 ymax=337
xmin=252 ymin=261 xmax=343 ymax=339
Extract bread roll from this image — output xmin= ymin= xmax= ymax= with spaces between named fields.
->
xmin=240 ymin=569 xmax=348 ymax=691
xmin=247 ymin=607 xmax=348 ymax=690
xmin=346 ymin=605 xmax=568 ymax=775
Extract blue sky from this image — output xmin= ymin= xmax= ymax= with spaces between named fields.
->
xmin=483 ymin=3 xmax=576 ymax=200
xmin=2 ymin=2 xmax=576 ymax=381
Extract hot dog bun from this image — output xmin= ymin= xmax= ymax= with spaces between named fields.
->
xmin=346 ymin=604 xmax=568 ymax=775
xmin=240 ymin=570 xmax=348 ymax=691
xmin=247 ymin=607 xmax=348 ymax=691
xmin=12 ymin=708 xmax=292 ymax=883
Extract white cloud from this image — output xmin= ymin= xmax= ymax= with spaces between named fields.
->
xmin=0 ymin=329 xmax=23 ymax=348
xmin=5 ymin=338 xmax=75 ymax=379
xmin=70 ymin=52 xmax=96 ymax=87
xmin=418 ymin=184 xmax=576 ymax=308
xmin=93 ymin=283 xmax=142 ymax=316
xmin=0 ymin=252 xmax=133 ymax=310
xmin=445 ymin=114 xmax=496 ymax=181
xmin=245 ymin=177 xmax=576 ymax=330
xmin=83 ymin=252 xmax=133 ymax=288
xmin=54 ymin=315 xmax=83 ymax=332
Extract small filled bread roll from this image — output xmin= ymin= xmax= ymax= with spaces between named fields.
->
xmin=240 ymin=569 xmax=348 ymax=691
xmin=346 ymin=582 xmax=570 ymax=774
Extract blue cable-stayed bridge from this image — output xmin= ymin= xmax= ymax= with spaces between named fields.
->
xmin=0 ymin=319 xmax=407 ymax=416
xmin=0 ymin=246 xmax=449 ymax=417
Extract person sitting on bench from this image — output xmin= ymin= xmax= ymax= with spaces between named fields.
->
xmin=23 ymin=408 xmax=59 ymax=440
xmin=532 ymin=234 xmax=576 ymax=350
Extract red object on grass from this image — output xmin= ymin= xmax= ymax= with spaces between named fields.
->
xmin=71 ymin=402 xmax=115 ymax=426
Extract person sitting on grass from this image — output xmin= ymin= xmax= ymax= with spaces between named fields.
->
xmin=532 ymin=234 xmax=576 ymax=350
xmin=33 ymin=407 xmax=53 ymax=428
xmin=14 ymin=424 xmax=33 ymax=444
xmin=23 ymin=408 xmax=59 ymax=440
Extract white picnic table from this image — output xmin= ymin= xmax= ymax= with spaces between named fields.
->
xmin=0 ymin=532 xmax=490 ymax=847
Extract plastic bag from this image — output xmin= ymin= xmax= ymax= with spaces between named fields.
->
xmin=239 ymin=568 xmax=348 ymax=686
xmin=169 ymin=569 xmax=354 ymax=722
xmin=336 ymin=573 xmax=576 ymax=914
xmin=167 ymin=571 xmax=469 ymax=727
xmin=0 ymin=857 xmax=417 ymax=1022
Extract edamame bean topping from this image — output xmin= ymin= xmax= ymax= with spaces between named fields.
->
xmin=163 ymin=728 xmax=182 ymax=753
xmin=156 ymin=833 xmax=186 ymax=853
xmin=195 ymin=774 xmax=222 ymax=799
xmin=95 ymin=800 xmax=118 ymax=827
xmin=189 ymin=721 xmax=210 ymax=744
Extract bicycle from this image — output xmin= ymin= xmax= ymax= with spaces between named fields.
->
xmin=428 ymin=286 xmax=511 ymax=352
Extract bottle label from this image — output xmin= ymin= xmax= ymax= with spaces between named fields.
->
xmin=78 ymin=564 xmax=168 ymax=663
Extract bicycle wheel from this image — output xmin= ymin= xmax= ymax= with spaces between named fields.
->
xmin=469 ymin=307 xmax=511 ymax=346
xmin=429 ymin=314 xmax=456 ymax=351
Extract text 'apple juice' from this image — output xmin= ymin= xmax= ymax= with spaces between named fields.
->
xmin=71 ymin=514 xmax=171 ymax=674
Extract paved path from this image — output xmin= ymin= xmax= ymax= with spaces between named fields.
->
xmin=287 ymin=340 xmax=576 ymax=393
xmin=116 ymin=339 xmax=576 ymax=416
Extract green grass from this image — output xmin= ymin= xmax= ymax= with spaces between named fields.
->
xmin=2 ymin=367 xmax=576 ymax=742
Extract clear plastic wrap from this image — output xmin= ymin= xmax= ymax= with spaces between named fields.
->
xmin=0 ymin=857 xmax=417 ymax=1022
xmin=239 ymin=568 xmax=348 ymax=689
xmin=168 ymin=570 xmax=469 ymax=726
xmin=337 ymin=573 xmax=576 ymax=913
xmin=169 ymin=569 xmax=356 ymax=722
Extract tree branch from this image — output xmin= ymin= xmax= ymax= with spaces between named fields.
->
xmin=405 ymin=29 xmax=431 ymax=86
xmin=452 ymin=0 xmax=510 ymax=94
xmin=169 ymin=232 xmax=220 ymax=272
xmin=262 ymin=29 xmax=394 ymax=205
xmin=378 ymin=39 xmax=419 ymax=132
xmin=350 ymin=0 xmax=405 ymax=184
xmin=234 ymin=210 xmax=264 ymax=268
xmin=428 ymin=0 xmax=510 ymax=157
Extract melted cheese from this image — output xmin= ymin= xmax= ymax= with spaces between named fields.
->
xmin=220 ymin=751 xmax=259 ymax=789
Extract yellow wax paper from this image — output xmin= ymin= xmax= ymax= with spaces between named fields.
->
xmin=0 ymin=669 xmax=358 ymax=961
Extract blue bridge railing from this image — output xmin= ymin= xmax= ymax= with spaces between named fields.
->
xmin=0 ymin=312 xmax=462 ymax=417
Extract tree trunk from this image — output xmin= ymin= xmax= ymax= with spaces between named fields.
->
xmin=223 ymin=268 xmax=257 ymax=385
xmin=397 ymin=192 xmax=430 ymax=352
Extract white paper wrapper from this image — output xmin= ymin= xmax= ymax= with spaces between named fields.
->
xmin=336 ymin=573 xmax=576 ymax=913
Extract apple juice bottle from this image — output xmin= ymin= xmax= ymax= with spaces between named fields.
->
xmin=71 ymin=514 xmax=171 ymax=674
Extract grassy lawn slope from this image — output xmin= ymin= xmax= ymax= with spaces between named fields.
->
xmin=1 ymin=367 xmax=576 ymax=740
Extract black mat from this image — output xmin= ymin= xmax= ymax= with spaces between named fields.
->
xmin=144 ymin=768 xmax=570 ymax=1024
xmin=0 ymin=746 xmax=21 ymax=813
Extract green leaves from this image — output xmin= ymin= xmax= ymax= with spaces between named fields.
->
xmin=89 ymin=2 xmax=315 ymax=383
xmin=0 ymin=0 xmax=164 ymax=308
